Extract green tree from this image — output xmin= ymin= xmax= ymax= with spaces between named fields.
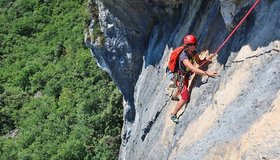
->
xmin=0 ymin=0 xmax=123 ymax=159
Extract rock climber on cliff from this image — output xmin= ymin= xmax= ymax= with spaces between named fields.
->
xmin=170 ymin=34 xmax=218 ymax=123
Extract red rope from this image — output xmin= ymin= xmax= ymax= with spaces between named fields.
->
xmin=199 ymin=0 xmax=261 ymax=68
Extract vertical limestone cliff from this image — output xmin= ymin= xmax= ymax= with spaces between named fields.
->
xmin=85 ymin=0 xmax=280 ymax=159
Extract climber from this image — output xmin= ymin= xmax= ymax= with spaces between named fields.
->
xmin=170 ymin=34 xmax=218 ymax=123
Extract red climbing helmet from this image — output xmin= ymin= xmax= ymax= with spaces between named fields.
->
xmin=183 ymin=34 xmax=197 ymax=45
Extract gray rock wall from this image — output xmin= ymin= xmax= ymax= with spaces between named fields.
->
xmin=85 ymin=0 xmax=280 ymax=159
xmin=85 ymin=0 xmax=182 ymax=123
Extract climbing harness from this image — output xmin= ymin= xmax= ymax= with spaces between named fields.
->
xmin=199 ymin=0 xmax=261 ymax=68
xmin=176 ymin=70 xmax=187 ymax=91
xmin=178 ymin=73 xmax=185 ymax=91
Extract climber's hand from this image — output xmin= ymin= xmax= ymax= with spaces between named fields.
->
xmin=206 ymin=71 xmax=218 ymax=78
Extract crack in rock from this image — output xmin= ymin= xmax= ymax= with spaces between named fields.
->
xmin=140 ymin=94 xmax=170 ymax=141
xmin=227 ymin=47 xmax=279 ymax=66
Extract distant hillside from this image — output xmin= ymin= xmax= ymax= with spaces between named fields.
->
xmin=0 ymin=0 xmax=123 ymax=159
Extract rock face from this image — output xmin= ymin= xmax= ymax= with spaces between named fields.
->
xmin=86 ymin=0 xmax=280 ymax=159
xmin=85 ymin=0 xmax=181 ymax=122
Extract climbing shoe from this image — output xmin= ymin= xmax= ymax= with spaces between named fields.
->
xmin=171 ymin=96 xmax=179 ymax=101
xmin=170 ymin=114 xmax=179 ymax=124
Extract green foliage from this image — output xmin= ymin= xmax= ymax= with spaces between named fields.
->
xmin=0 ymin=0 xmax=123 ymax=159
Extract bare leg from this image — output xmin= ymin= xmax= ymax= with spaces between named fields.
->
xmin=171 ymin=99 xmax=187 ymax=116
xmin=172 ymin=87 xmax=180 ymax=98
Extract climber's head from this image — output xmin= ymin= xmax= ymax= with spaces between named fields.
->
xmin=183 ymin=34 xmax=197 ymax=51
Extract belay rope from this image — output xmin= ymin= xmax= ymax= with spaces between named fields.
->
xmin=171 ymin=0 xmax=260 ymax=92
xmin=199 ymin=0 xmax=261 ymax=68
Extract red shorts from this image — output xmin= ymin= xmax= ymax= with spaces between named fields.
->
xmin=176 ymin=78 xmax=190 ymax=101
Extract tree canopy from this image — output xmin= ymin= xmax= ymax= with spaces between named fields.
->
xmin=0 ymin=0 xmax=123 ymax=159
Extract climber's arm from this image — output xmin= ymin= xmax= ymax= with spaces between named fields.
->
xmin=183 ymin=59 xmax=217 ymax=77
